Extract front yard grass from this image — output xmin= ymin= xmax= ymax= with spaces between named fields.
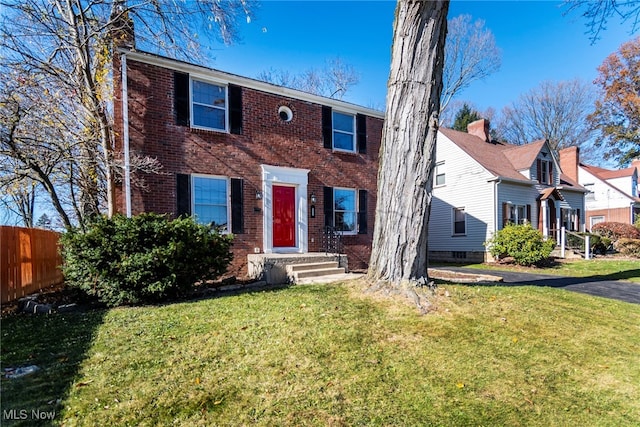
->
xmin=451 ymin=258 xmax=640 ymax=283
xmin=2 ymin=281 xmax=639 ymax=426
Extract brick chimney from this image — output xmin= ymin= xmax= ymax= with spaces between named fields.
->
xmin=467 ymin=119 xmax=491 ymax=142
xmin=559 ymin=146 xmax=580 ymax=183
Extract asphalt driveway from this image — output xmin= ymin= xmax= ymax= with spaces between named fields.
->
xmin=433 ymin=266 xmax=640 ymax=304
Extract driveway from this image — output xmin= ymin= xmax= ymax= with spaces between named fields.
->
xmin=433 ymin=266 xmax=640 ymax=304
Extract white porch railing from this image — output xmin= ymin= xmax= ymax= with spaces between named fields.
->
xmin=559 ymin=227 xmax=591 ymax=260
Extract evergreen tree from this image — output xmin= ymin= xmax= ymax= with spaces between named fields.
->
xmin=452 ymin=104 xmax=480 ymax=132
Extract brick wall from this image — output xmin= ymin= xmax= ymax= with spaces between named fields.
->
xmin=113 ymin=55 xmax=382 ymax=277
xmin=586 ymin=207 xmax=633 ymax=228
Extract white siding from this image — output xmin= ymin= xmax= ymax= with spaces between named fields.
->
xmin=559 ymin=190 xmax=586 ymax=231
xmin=496 ymin=181 xmax=539 ymax=230
xmin=429 ymin=133 xmax=496 ymax=252
xmin=607 ymin=176 xmax=635 ymax=197
xmin=579 ymin=167 xmax=634 ymax=210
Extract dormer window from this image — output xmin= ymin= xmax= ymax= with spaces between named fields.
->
xmin=537 ymin=159 xmax=553 ymax=185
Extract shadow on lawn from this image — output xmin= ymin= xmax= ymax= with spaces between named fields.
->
xmin=1 ymin=309 xmax=106 ymax=427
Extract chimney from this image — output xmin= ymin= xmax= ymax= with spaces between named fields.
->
xmin=559 ymin=146 xmax=580 ymax=183
xmin=467 ymin=119 xmax=491 ymax=142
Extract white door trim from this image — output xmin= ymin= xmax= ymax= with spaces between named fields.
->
xmin=261 ymin=165 xmax=309 ymax=254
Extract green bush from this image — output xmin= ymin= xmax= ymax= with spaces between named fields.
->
xmin=60 ymin=213 xmax=233 ymax=306
xmin=485 ymin=224 xmax=555 ymax=266
xmin=615 ymin=238 xmax=640 ymax=257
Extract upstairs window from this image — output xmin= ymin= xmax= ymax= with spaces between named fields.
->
xmin=174 ymin=72 xmax=242 ymax=134
xmin=435 ymin=161 xmax=445 ymax=186
xmin=537 ymin=159 xmax=553 ymax=185
xmin=322 ymin=106 xmax=367 ymax=153
xmin=191 ymin=79 xmax=227 ymax=131
xmin=332 ymin=111 xmax=355 ymax=152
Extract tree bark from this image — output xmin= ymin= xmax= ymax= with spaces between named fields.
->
xmin=368 ymin=0 xmax=449 ymax=285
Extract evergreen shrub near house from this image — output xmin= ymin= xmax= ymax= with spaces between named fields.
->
xmin=591 ymin=222 xmax=640 ymax=241
xmin=484 ymin=224 xmax=555 ymax=266
xmin=60 ymin=213 xmax=233 ymax=307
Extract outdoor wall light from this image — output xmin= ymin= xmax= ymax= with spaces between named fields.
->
xmin=256 ymin=190 xmax=263 ymax=200
xmin=310 ymin=193 xmax=316 ymax=204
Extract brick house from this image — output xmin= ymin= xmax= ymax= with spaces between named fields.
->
xmin=112 ymin=49 xmax=383 ymax=280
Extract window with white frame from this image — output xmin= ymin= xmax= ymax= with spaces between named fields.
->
xmin=453 ymin=207 xmax=466 ymax=235
xmin=509 ymin=204 xmax=527 ymax=225
xmin=192 ymin=175 xmax=229 ymax=230
xmin=334 ymin=188 xmax=357 ymax=233
xmin=540 ymin=160 xmax=551 ymax=185
xmin=191 ymin=79 xmax=227 ymax=131
xmin=332 ymin=111 xmax=355 ymax=152
xmin=435 ymin=161 xmax=445 ymax=186
xmin=584 ymin=183 xmax=595 ymax=201
xmin=590 ymin=216 xmax=604 ymax=229
xmin=562 ymin=208 xmax=578 ymax=231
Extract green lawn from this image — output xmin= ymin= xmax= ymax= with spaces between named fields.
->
xmin=444 ymin=258 xmax=640 ymax=283
xmin=2 ymin=281 xmax=640 ymax=426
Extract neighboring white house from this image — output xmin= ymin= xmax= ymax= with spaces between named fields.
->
xmin=559 ymin=146 xmax=640 ymax=228
xmin=428 ymin=119 xmax=587 ymax=263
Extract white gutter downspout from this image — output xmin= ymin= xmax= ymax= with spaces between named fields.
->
xmin=121 ymin=54 xmax=132 ymax=218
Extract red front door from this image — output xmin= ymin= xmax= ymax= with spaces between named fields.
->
xmin=273 ymin=185 xmax=296 ymax=247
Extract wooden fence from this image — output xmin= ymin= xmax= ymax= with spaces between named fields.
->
xmin=1 ymin=226 xmax=64 ymax=304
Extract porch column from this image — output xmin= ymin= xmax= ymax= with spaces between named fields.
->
xmin=541 ymin=199 xmax=548 ymax=238
xmin=555 ymin=205 xmax=561 ymax=245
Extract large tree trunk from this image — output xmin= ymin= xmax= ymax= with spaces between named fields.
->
xmin=369 ymin=0 xmax=449 ymax=285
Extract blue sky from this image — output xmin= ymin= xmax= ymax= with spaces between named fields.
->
xmin=207 ymin=0 xmax=634 ymax=115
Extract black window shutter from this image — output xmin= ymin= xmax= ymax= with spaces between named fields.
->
xmin=358 ymin=189 xmax=368 ymax=234
xmin=322 ymin=106 xmax=333 ymax=149
xmin=526 ymin=204 xmax=532 ymax=223
xmin=228 ymin=84 xmax=243 ymax=135
xmin=502 ymin=202 xmax=508 ymax=228
xmin=230 ymin=178 xmax=244 ymax=234
xmin=174 ymin=72 xmax=190 ymax=126
xmin=576 ymin=208 xmax=581 ymax=231
xmin=324 ymin=186 xmax=334 ymax=227
xmin=357 ymin=114 xmax=367 ymax=154
xmin=549 ymin=162 xmax=553 ymax=185
xmin=176 ymin=174 xmax=191 ymax=217
xmin=536 ymin=159 xmax=542 ymax=183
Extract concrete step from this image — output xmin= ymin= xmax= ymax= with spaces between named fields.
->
xmin=296 ymin=272 xmax=365 ymax=285
xmin=286 ymin=261 xmax=339 ymax=274
xmin=294 ymin=267 xmax=346 ymax=280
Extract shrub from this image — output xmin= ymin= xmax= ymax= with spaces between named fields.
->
xmin=485 ymin=224 xmax=555 ymax=266
xmin=591 ymin=222 xmax=640 ymax=241
xmin=60 ymin=213 xmax=233 ymax=306
xmin=614 ymin=238 xmax=640 ymax=257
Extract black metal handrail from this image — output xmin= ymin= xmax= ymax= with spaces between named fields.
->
xmin=322 ymin=226 xmax=343 ymax=254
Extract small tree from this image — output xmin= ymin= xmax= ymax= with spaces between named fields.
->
xmin=485 ymin=224 xmax=555 ymax=266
